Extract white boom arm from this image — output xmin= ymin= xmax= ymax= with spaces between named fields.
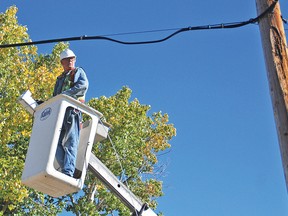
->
xmin=88 ymin=153 xmax=157 ymax=216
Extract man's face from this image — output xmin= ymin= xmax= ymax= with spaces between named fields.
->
xmin=61 ymin=57 xmax=76 ymax=71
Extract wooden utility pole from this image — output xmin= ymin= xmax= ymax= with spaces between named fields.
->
xmin=256 ymin=0 xmax=288 ymax=189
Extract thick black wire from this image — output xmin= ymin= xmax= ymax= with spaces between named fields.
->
xmin=0 ymin=0 xmax=278 ymax=48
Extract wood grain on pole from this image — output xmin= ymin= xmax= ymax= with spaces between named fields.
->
xmin=256 ymin=0 xmax=288 ymax=189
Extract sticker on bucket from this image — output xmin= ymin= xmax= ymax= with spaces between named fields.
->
xmin=40 ymin=107 xmax=52 ymax=121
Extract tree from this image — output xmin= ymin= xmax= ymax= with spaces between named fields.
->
xmin=0 ymin=6 xmax=176 ymax=215
xmin=0 ymin=6 xmax=67 ymax=215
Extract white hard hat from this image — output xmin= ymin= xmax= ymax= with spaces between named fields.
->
xmin=60 ymin=49 xmax=76 ymax=61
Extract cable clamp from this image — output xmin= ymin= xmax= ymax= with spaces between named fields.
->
xmin=80 ymin=35 xmax=87 ymax=40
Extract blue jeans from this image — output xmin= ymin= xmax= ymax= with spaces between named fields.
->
xmin=55 ymin=107 xmax=80 ymax=177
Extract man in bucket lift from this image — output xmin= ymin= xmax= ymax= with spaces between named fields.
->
xmin=53 ymin=49 xmax=89 ymax=178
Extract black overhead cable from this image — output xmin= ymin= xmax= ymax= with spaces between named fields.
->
xmin=0 ymin=0 xmax=279 ymax=48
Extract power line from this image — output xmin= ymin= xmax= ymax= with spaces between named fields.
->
xmin=0 ymin=0 xmax=279 ymax=48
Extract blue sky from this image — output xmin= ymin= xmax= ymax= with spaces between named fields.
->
xmin=1 ymin=1 xmax=288 ymax=215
